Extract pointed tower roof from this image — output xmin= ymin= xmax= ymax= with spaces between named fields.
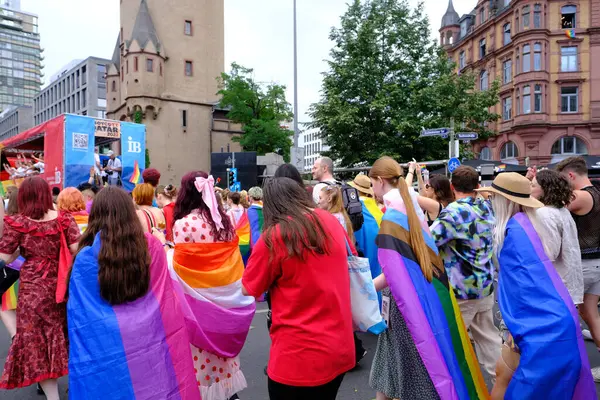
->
xmin=127 ymin=0 xmax=162 ymax=53
xmin=111 ymin=34 xmax=121 ymax=70
xmin=441 ymin=0 xmax=460 ymax=27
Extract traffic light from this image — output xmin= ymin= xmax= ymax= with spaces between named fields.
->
xmin=228 ymin=169 xmax=235 ymax=186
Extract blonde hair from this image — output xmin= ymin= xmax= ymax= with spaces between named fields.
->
xmin=370 ymin=156 xmax=434 ymax=282
xmin=240 ymin=190 xmax=250 ymax=209
xmin=321 ymin=185 xmax=355 ymax=243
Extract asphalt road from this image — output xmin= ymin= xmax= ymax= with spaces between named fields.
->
xmin=2 ymin=302 xmax=600 ymax=399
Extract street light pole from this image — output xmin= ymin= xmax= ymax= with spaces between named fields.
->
xmin=292 ymin=0 xmax=299 ymax=149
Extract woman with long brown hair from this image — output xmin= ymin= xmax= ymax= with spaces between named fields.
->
xmin=0 ymin=177 xmax=80 ymax=400
xmin=368 ymin=157 xmax=488 ymax=400
xmin=66 ymin=186 xmax=197 ymax=399
xmin=242 ymin=177 xmax=355 ymax=400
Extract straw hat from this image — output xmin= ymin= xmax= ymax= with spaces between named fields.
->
xmin=476 ymin=172 xmax=543 ymax=208
xmin=348 ymin=174 xmax=373 ymax=196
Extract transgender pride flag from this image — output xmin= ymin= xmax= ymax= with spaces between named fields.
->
xmin=168 ymin=237 xmax=256 ymax=358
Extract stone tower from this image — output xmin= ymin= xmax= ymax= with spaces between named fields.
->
xmin=106 ymin=0 xmax=226 ymax=184
xmin=439 ymin=0 xmax=460 ymax=48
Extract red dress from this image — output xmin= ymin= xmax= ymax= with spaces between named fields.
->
xmin=0 ymin=214 xmax=80 ymax=389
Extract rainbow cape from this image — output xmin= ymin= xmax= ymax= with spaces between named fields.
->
xmin=376 ymin=190 xmax=488 ymax=400
xmin=235 ymin=211 xmax=251 ymax=265
xmin=498 ymin=214 xmax=596 ymax=399
xmin=247 ymin=203 xmax=264 ymax=250
xmin=67 ymin=234 xmax=199 ymax=400
xmin=129 ymin=160 xmax=141 ymax=184
xmin=1 ymin=257 xmax=24 ymax=311
xmin=167 ymin=238 xmax=255 ymax=358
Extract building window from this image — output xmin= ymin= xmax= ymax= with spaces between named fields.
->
xmin=551 ymin=136 xmax=587 ymax=155
xmin=134 ymin=56 xmax=138 ymax=72
xmin=523 ymin=44 xmax=531 ymax=72
xmin=480 ymin=7 xmax=485 ymax=24
xmin=480 ymin=70 xmax=489 ymax=90
xmin=516 ymin=88 xmax=520 ymax=114
xmin=502 ymin=96 xmax=513 ymax=120
xmin=184 ymin=20 xmax=193 ymax=36
xmin=503 ymin=23 xmax=511 ymax=45
xmin=126 ymin=59 xmax=129 ymax=74
xmin=561 ymin=5 xmax=576 ymax=29
xmin=561 ymin=46 xmax=577 ymax=72
xmin=459 ymin=51 xmax=465 ymax=69
xmin=146 ymin=58 xmax=154 ymax=72
xmin=561 ymin=87 xmax=578 ymax=113
xmin=111 ymin=80 xmax=116 ymax=92
xmin=185 ymin=61 xmax=193 ymax=77
xmin=522 ymin=5 xmax=530 ymax=29
xmin=516 ymin=53 xmax=520 ymax=74
xmin=534 ymin=43 xmax=542 ymax=71
xmin=160 ymin=63 xmax=163 ymax=76
xmin=523 ymin=85 xmax=531 ymax=114
xmin=501 ymin=142 xmax=518 ymax=160
xmin=534 ymin=4 xmax=542 ymax=28
xmin=534 ymin=84 xmax=542 ymax=113
xmin=503 ymin=59 xmax=512 ymax=84
xmin=479 ymin=38 xmax=486 ymax=59
xmin=182 ymin=110 xmax=187 ymax=128
xmin=121 ymin=67 xmax=123 ymax=81
xmin=515 ymin=15 xmax=520 ymax=33
xmin=460 ymin=20 xmax=468 ymax=37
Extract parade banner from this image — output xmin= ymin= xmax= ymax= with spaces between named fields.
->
xmin=120 ymin=122 xmax=146 ymax=192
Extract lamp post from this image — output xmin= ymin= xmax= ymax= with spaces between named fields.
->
xmin=293 ymin=0 xmax=299 ymax=149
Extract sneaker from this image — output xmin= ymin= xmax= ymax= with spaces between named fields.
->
xmin=582 ymin=329 xmax=594 ymax=341
xmin=592 ymin=366 xmax=600 ymax=383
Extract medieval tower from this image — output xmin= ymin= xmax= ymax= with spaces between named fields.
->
xmin=106 ymin=0 xmax=233 ymax=183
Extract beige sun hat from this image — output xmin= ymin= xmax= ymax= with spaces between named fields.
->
xmin=348 ymin=174 xmax=374 ymax=196
xmin=476 ymin=172 xmax=544 ymax=208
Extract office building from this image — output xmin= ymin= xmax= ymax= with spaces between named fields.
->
xmin=0 ymin=104 xmax=32 ymax=140
xmin=0 ymin=1 xmax=43 ymax=111
xmin=302 ymin=127 xmax=329 ymax=172
xmin=106 ymin=0 xmax=241 ymax=184
xmin=33 ymin=56 xmax=110 ymax=125
xmin=440 ymin=0 xmax=600 ymax=165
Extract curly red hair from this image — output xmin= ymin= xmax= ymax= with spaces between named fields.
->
xmin=57 ymin=187 xmax=86 ymax=213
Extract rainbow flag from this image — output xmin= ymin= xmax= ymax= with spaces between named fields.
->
xmin=167 ymin=239 xmax=255 ymax=358
xmin=72 ymin=212 xmax=89 ymax=233
xmin=355 ymin=197 xmax=383 ymax=305
xmin=247 ymin=203 xmax=264 ymax=250
xmin=67 ymin=234 xmax=199 ymax=400
xmin=566 ymin=29 xmax=576 ymax=38
xmin=1 ymin=257 xmax=24 ymax=311
xmin=498 ymin=214 xmax=596 ymax=399
xmin=235 ymin=211 xmax=251 ymax=265
xmin=129 ymin=160 xmax=141 ymax=184
xmin=376 ymin=190 xmax=489 ymax=400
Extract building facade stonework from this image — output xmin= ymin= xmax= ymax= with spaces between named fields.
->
xmin=441 ymin=0 xmax=600 ymax=166
xmin=106 ymin=0 xmax=241 ymax=184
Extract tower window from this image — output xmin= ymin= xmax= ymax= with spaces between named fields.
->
xmin=182 ymin=110 xmax=187 ymax=128
xmin=479 ymin=38 xmax=486 ymax=59
xmin=561 ymin=5 xmax=576 ymax=29
xmin=185 ymin=61 xmax=193 ymax=77
xmin=185 ymin=20 xmax=193 ymax=36
xmin=134 ymin=56 xmax=138 ymax=72
xmin=146 ymin=58 xmax=154 ymax=72
xmin=111 ymin=80 xmax=116 ymax=92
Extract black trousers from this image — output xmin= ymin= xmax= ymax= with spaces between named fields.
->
xmin=268 ymin=374 xmax=345 ymax=400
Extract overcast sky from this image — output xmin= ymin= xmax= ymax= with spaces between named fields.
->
xmin=23 ymin=0 xmax=476 ymax=124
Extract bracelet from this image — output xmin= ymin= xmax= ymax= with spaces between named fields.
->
xmin=407 ymin=171 xmax=414 ymax=175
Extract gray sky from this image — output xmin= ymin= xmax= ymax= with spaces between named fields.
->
xmin=24 ymin=0 xmax=476 ymax=123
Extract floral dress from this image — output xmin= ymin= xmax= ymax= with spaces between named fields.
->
xmin=173 ymin=209 xmax=247 ymax=400
xmin=0 ymin=214 xmax=80 ymax=388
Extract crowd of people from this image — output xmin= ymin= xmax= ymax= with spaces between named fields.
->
xmin=3 ymin=153 xmax=45 ymax=180
xmin=0 ymin=154 xmax=598 ymax=400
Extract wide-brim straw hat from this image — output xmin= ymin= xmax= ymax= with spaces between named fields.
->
xmin=476 ymin=172 xmax=544 ymax=208
xmin=348 ymin=174 xmax=373 ymax=196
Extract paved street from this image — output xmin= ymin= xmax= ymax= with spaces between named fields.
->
xmin=2 ymin=301 xmax=600 ymax=399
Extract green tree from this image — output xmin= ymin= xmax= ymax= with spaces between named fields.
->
xmin=218 ymin=63 xmax=293 ymax=161
xmin=309 ymin=0 xmax=500 ymax=166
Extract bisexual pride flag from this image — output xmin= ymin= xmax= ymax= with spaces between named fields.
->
xmin=498 ymin=213 xmax=596 ymax=400
xmin=168 ymin=238 xmax=255 ymax=358
xmin=376 ymin=190 xmax=489 ymax=400
xmin=67 ymin=234 xmax=198 ymax=400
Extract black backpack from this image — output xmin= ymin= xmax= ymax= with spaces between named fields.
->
xmin=324 ymin=181 xmax=364 ymax=232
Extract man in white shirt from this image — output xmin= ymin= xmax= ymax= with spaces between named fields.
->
xmin=104 ymin=150 xmax=122 ymax=186
xmin=312 ymin=157 xmax=336 ymax=204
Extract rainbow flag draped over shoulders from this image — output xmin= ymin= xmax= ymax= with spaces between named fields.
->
xmin=235 ymin=211 xmax=251 ymax=265
xmin=376 ymin=190 xmax=488 ymax=400
xmin=499 ymin=214 xmax=596 ymax=400
xmin=67 ymin=234 xmax=199 ymax=400
xmin=167 ymin=238 xmax=255 ymax=358
xmin=1 ymin=257 xmax=24 ymax=311
xmin=247 ymin=203 xmax=264 ymax=250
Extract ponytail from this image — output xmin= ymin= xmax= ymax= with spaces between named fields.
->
xmin=396 ymin=177 xmax=434 ymax=282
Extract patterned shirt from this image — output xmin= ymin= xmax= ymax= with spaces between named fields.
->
xmin=430 ymin=197 xmax=495 ymax=300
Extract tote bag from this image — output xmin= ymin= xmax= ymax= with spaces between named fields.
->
xmin=56 ymin=220 xmax=72 ymax=303
xmin=346 ymin=240 xmax=387 ymax=334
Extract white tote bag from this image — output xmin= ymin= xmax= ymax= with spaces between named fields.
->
xmin=346 ymin=240 xmax=387 ymax=334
